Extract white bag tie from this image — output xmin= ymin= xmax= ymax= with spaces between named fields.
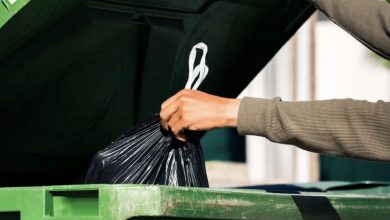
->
xmin=185 ymin=42 xmax=209 ymax=90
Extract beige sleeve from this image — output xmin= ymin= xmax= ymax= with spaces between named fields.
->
xmin=237 ymin=97 xmax=390 ymax=162
xmin=310 ymin=0 xmax=390 ymax=59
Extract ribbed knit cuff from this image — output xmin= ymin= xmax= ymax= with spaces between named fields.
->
xmin=237 ymin=97 xmax=273 ymax=136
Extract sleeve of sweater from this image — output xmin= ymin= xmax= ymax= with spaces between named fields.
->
xmin=237 ymin=97 xmax=390 ymax=162
xmin=309 ymin=0 xmax=390 ymax=59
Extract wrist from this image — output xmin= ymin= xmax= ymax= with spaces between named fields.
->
xmin=223 ymin=98 xmax=241 ymax=128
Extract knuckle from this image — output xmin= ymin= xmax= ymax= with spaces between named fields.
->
xmin=172 ymin=127 xmax=180 ymax=135
xmin=159 ymin=112 xmax=166 ymax=120
xmin=182 ymin=105 xmax=191 ymax=113
xmin=181 ymin=113 xmax=188 ymax=121
xmin=182 ymin=118 xmax=191 ymax=128
xmin=178 ymin=106 xmax=184 ymax=115
xmin=188 ymin=125 xmax=197 ymax=131
xmin=180 ymin=95 xmax=190 ymax=102
xmin=179 ymin=89 xmax=188 ymax=97
xmin=161 ymin=113 xmax=169 ymax=121
xmin=178 ymin=96 xmax=185 ymax=104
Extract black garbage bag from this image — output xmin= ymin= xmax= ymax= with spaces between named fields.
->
xmin=85 ymin=42 xmax=210 ymax=187
xmin=84 ymin=114 xmax=209 ymax=187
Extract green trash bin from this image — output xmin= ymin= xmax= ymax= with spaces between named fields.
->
xmin=0 ymin=183 xmax=390 ymax=219
xmin=2 ymin=1 xmax=390 ymax=219
xmin=0 ymin=0 xmax=314 ymax=185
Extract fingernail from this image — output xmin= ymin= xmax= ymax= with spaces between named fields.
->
xmin=177 ymin=136 xmax=186 ymax=142
xmin=161 ymin=124 xmax=168 ymax=131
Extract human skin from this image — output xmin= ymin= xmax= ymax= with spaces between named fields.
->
xmin=160 ymin=89 xmax=241 ymax=141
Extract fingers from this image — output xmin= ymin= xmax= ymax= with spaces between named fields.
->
xmin=159 ymin=89 xmax=195 ymax=141
xmin=170 ymin=119 xmax=187 ymax=142
xmin=160 ymin=98 xmax=181 ymax=130
xmin=161 ymin=89 xmax=189 ymax=110
xmin=165 ymin=110 xmax=188 ymax=142
xmin=160 ymin=89 xmax=194 ymax=130
xmin=168 ymin=113 xmax=180 ymax=130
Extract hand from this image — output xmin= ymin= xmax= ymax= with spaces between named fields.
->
xmin=160 ymin=89 xmax=241 ymax=141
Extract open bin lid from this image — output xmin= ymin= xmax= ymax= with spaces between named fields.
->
xmin=0 ymin=0 xmax=314 ymax=185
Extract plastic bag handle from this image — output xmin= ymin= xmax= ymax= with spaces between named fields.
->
xmin=185 ymin=42 xmax=209 ymax=90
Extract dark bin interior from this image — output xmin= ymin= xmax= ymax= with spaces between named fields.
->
xmin=0 ymin=0 xmax=314 ymax=186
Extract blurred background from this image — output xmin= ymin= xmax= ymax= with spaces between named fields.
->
xmin=201 ymin=12 xmax=390 ymax=187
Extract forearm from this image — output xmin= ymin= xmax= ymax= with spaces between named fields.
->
xmin=309 ymin=0 xmax=390 ymax=59
xmin=237 ymin=97 xmax=390 ymax=162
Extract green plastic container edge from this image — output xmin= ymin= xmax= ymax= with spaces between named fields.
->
xmin=0 ymin=0 xmax=30 ymax=28
xmin=0 ymin=184 xmax=390 ymax=219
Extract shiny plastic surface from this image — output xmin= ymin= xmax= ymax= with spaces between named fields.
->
xmin=85 ymin=114 xmax=209 ymax=187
